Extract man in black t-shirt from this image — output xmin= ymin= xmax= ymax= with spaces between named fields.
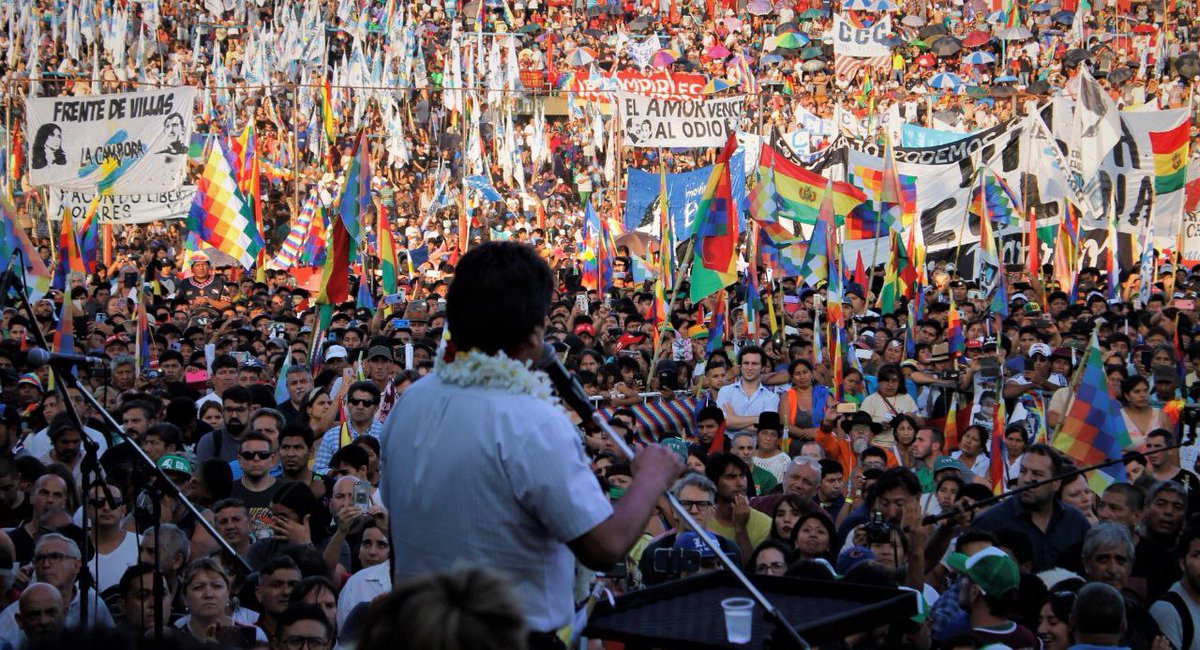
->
xmin=229 ymin=433 xmax=285 ymax=541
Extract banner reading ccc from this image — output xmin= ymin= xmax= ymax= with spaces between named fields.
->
xmin=618 ymin=92 xmax=745 ymax=148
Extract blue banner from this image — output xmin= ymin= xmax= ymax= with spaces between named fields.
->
xmin=899 ymin=123 xmax=974 ymax=148
xmin=623 ymin=151 xmax=745 ymax=235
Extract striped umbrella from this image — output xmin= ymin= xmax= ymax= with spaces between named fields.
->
xmin=963 ymin=51 xmax=996 ymax=65
xmin=929 ymin=72 xmax=965 ymax=89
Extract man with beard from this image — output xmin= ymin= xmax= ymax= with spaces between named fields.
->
xmin=974 ymin=444 xmax=1092 ymax=572
xmin=38 ymin=414 xmax=85 ymax=488
xmin=196 ymin=386 xmax=255 ymax=464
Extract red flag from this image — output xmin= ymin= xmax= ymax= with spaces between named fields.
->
xmin=853 ymin=252 xmax=867 ymax=291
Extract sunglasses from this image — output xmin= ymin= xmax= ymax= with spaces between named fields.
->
xmin=88 ymin=498 xmax=123 ymax=508
xmin=348 ymin=398 xmax=378 ymax=407
xmin=240 ymin=450 xmax=273 ymax=461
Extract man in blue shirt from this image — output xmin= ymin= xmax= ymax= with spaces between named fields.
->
xmin=974 ymin=443 xmax=1092 ymax=572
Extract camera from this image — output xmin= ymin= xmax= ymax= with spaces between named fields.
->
xmin=864 ymin=511 xmax=894 ymax=545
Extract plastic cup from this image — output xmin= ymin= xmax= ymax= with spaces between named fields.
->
xmin=720 ymin=597 xmax=755 ymax=644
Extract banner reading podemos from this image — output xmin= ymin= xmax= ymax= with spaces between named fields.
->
xmin=618 ymin=92 xmax=744 ymax=148
xmin=26 ymin=86 xmax=196 ymax=194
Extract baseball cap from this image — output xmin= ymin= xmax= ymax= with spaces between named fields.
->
xmin=660 ymin=437 xmax=689 ymax=463
xmin=615 ymin=332 xmax=646 ymax=350
xmin=673 ymin=531 xmax=718 ymax=558
xmin=947 ymin=546 xmax=1019 ymax=596
xmin=1153 ymin=366 xmax=1179 ymax=384
xmin=933 ymin=456 xmax=969 ymax=475
xmin=836 ymin=545 xmax=876 ymax=575
xmin=574 ymin=323 xmax=596 ymax=336
xmin=157 ymin=454 xmax=194 ymax=477
xmin=1028 ymin=343 xmax=1052 ymax=358
xmin=324 ymin=345 xmax=348 ymax=361
xmin=368 ymin=345 xmax=394 ymax=361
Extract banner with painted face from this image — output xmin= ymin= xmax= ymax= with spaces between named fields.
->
xmin=48 ymin=186 xmax=196 ymax=225
xmin=26 ymin=86 xmax=196 ymax=194
xmin=832 ymin=14 xmax=893 ymax=59
xmin=623 ymin=150 xmax=747 ymax=234
xmin=618 ymin=92 xmax=745 ymax=148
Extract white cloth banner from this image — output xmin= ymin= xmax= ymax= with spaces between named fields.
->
xmin=26 ymin=86 xmax=196 ymax=194
xmin=832 ymin=14 xmax=893 ymax=59
xmin=617 ymin=92 xmax=744 ymax=148
xmin=48 ymin=186 xmax=196 ymax=224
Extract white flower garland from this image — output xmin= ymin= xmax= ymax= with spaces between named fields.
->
xmin=435 ymin=348 xmax=558 ymax=404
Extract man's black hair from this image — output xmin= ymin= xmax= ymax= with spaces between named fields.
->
xmin=446 ymin=241 xmax=554 ymax=355
xmin=275 ymin=603 xmax=333 ymax=643
xmin=704 ymin=453 xmax=750 ymax=488
xmin=865 ymin=467 xmax=920 ymax=510
xmin=279 ymin=422 xmax=315 ymax=448
xmin=331 ymin=444 xmax=370 ymax=473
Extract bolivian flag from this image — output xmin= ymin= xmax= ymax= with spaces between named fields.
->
xmin=1151 ymin=121 xmax=1189 ymax=195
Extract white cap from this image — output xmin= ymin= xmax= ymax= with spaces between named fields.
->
xmin=1028 ymin=343 xmax=1053 ymax=358
xmin=324 ymin=345 xmax=348 ymax=361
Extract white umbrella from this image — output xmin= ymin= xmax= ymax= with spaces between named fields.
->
xmin=996 ymin=25 xmax=1033 ymax=40
xmin=567 ymin=48 xmax=596 ymax=67
xmin=901 ymin=14 xmax=927 ymax=26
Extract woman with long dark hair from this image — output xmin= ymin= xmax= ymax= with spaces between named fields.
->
xmin=31 ymin=123 xmax=66 ymax=169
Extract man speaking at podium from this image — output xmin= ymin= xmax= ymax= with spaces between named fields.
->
xmin=381 ymin=241 xmax=683 ymax=649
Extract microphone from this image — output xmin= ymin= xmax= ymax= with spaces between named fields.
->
xmin=533 ymin=342 xmax=596 ymax=424
xmin=26 ymin=347 xmax=106 ymax=369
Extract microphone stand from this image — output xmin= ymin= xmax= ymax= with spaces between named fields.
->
xmin=6 ymin=253 xmax=252 ymax=643
xmin=921 ymin=435 xmax=1198 ymax=527
xmin=3 ymin=251 xmax=106 ymax=630
xmin=543 ymin=354 xmax=812 ymax=649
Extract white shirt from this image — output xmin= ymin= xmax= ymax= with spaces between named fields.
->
xmin=337 ymin=562 xmax=391 ymax=631
xmin=380 ymin=372 xmax=613 ymax=633
xmin=89 ymin=531 xmax=143 ymax=593
xmin=0 ymin=587 xmax=114 ymax=649
xmin=715 ymin=380 xmax=781 ymax=434
xmin=16 ymin=425 xmax=110 ymax=459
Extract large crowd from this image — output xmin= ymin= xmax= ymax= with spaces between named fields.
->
xmin=0 ymin=0 xmax=1199 ymax=648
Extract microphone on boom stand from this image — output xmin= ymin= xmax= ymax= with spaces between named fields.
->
xmin=533 ymin=343 xmax=813 ymax=649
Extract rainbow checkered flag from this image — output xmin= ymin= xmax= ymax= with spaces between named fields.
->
xmin=1052 ymin=331 xmax=1132 ymax=494
xmin=186 ymin=139 xmax=263 ymax=269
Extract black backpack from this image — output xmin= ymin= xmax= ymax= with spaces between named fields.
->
xmin=1160 ymin=590 xmax=1195 ymax=650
